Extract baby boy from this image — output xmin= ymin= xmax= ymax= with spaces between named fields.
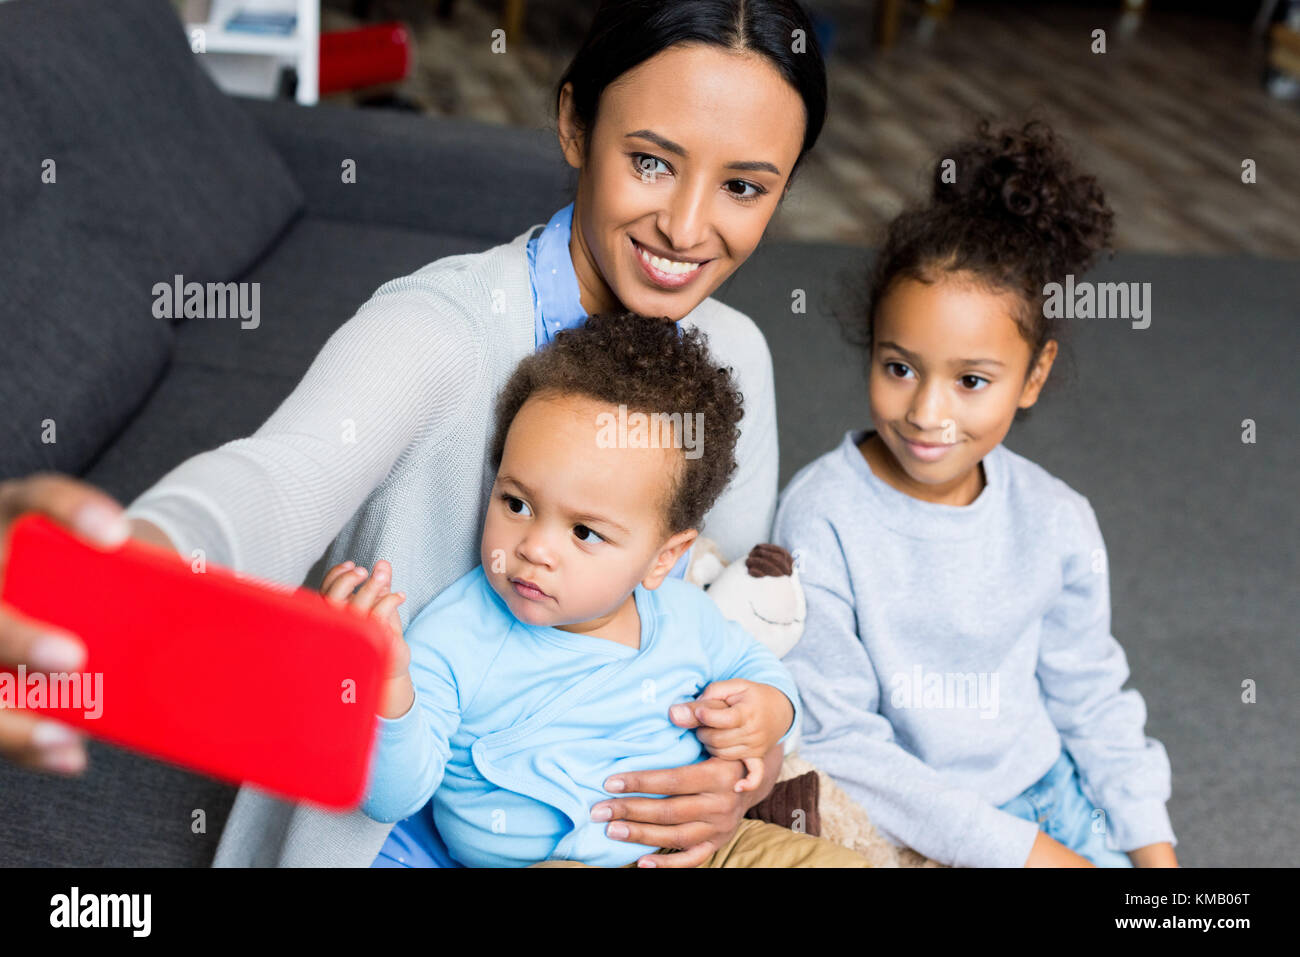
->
xmin=326 ymin=311 xmax=866 ymax=868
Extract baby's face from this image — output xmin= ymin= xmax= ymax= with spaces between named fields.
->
xmin=481 ymin=392 xmax=694 ymax=632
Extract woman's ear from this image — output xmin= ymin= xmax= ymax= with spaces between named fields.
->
xmin=556 ymin=83 xmax=586 ymax=170
xmin=1018 ymin=339 xmax=1059 ymax=409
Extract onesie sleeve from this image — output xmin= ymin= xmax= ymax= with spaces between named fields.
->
xmin=360 ymin=606 xmax=466 ymax=823
xmin=123 ymin=276 xmax=480 ymax=588
xmin=773 ymin=499 xmax=1042 ymax=868
xmin=702 ymin=597 xmax=802 ymax=747
xmin=1035 ymin=493 xmax=1176 ymax=852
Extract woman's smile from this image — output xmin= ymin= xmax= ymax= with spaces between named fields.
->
xmin=630 ymin=236 xmax=711 ymax=290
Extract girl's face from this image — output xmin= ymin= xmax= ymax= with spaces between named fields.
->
xmin=864 ymin=274 xmax=1058 ymax=506
xmin=557 ymin=43 xmax=806 ymax=321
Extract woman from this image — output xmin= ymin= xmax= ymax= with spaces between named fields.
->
xmin=0 ymin=0 xmax=827 ymax=868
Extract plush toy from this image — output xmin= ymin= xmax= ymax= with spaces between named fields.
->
xmin=685 ymin=539 xmax=806 ymax=667
xmin=687 ymin=538 xmax=943 ymax=868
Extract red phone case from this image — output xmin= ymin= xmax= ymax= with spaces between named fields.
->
xmin=0 ymin=512 xmax=392 ymax=810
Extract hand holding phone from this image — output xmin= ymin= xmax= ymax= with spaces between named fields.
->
xmin=0 ymin=473 xmax=139 ymax=775
xmin=0 ymin=512 xmax=392 ymax=809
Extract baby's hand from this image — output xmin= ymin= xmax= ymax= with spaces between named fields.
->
xmin=671 ymin=679 xmax=794 ymax=793
xmin=321 ymin=559 xmax=408 ymax=680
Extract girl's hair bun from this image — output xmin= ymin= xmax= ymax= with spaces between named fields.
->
xmin=844 ymin=115 xmax=1119 ymax=409
xmin=931 ymin=117 xmax=1113 ymax=277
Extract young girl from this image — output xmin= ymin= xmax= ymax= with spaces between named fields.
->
xmin=774 ymin=119 xmax=1177 ymax=868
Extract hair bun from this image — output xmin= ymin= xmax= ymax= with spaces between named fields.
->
xmin=932 ymin=118 xmax=1113 ymax=276
xmin=1001 ymin=172 xmax=1040 ymax=219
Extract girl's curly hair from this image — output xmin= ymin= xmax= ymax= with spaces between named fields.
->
xmin=846 ymin=117 xmax=1115 ymax=390
xmin=489 ymin=311 xmax=744 ymax=537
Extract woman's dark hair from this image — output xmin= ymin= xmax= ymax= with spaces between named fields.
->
xmin=846 ymin=116 xmax=1115 ymax=399
xmin=489 ymin=312 xmax=744 ymax=537
xmin=556 ymin=0 xmax=828 ymax=185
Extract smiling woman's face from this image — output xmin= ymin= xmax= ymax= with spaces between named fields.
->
xmin=557 ymin=43 xmax=807 ymax=321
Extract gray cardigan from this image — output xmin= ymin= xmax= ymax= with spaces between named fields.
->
xmin=124 ymin=222 xmax=780 ymax=867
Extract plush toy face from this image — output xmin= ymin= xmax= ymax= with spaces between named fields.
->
xmin=690 ymin=541 xmax=806 ymax=659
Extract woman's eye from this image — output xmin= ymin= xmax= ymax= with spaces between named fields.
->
xmin=884 ymin=361 xmax=913 ymax=379
xmin=960 ymin=375 xmax=990 ymax=391
xmin=632 ymin=153 xmax=669 ymax=180
xmin=632 ymin=153 xmax=765 ymax=204
xmin=573 ymin=524 xmax=605 ymax=545
xmin=502 ymin=494 xmax=531 ymax=517
xmin=726 ymin=180 xmax=766 ymax=203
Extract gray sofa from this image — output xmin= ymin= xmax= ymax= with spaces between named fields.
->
xmin=1 ymin=0 xmax=1294 ymax=867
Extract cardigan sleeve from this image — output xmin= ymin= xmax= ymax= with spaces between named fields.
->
xmin=124 ymin=276 xmax=482 ymax=588
xmin=694 ymin=303 xmax=779 ymax=560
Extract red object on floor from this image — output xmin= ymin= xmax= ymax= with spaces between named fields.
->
xmin=319 ymin=22 xmax=412 ymax=96
xmin=0 ymin=513 xmax=392 ymax=810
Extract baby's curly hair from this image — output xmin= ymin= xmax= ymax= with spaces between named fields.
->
xmin=846 ymin=116 xmax=1115 ymax=392
xmin=488 ymin=311 xmax=744 ymax=537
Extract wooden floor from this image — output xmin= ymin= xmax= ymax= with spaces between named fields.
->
xmin=323 ymin=1 xmax=1300 ymax=258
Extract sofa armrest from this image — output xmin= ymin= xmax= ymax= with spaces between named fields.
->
xmin=235 ymin=97 xmax=574 ymax=242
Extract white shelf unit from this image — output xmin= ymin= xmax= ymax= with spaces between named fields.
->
xmin=185 ymin=0 xmax=319 ymax=105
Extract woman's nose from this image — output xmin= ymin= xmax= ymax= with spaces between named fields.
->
xmin=657 ymin=179 xmax=711 ymax=253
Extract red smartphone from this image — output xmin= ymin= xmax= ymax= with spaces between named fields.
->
xmin=0 ymin=512 xmax=392 ymax=810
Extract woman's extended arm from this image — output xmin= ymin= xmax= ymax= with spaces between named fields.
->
xmin=0 ymin=283 xmax=478 ymax=773
xmin=123 ymin=283 xmax=480 ymax=587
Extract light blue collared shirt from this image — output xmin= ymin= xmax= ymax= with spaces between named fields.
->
xmin=527 ymin=202 xmax=588 ymax=349
xmin=526 ymin=202 xmax=690 ymax=582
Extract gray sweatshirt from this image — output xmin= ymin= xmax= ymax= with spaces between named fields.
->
xmin=773 ymin=430 xmax=1175 ymax=868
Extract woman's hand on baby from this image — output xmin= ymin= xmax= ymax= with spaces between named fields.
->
xmin=671 ymin=679 xmax=794 ymax=793
xmin=592 ymin=751 xmax=778 ymax=867
xmin=320 ymin=560 xmax=413 ymax=718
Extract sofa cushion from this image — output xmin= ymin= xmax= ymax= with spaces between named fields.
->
xmin=238 ymin=97 xmax=574 ymax=243
xmin=0 ymin=0 xmax=304 ymax=295
xmin=0 ymin=737 xmax=235 ymax=868
xmin=171 ymin=217 xmax=493 ymax=376
xmin=0 ymin=0 xmax=305 ymax=476
xmin=0 ymin=239 xmax=173 ymax=478
xmin=80 ymin=217 xmax=491 ymax=499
